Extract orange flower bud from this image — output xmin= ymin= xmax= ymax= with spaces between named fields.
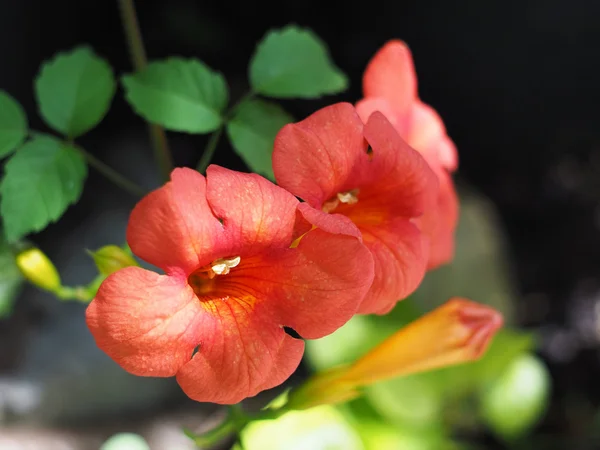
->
xmin=287 ymin=298 xmax=503 ymax=410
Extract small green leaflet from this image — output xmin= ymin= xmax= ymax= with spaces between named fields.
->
xmin=0 ymin=91 xmax=28 ymax=158
xmin=0 ymin=136 xmax=87 ymax=241
xmin=227 ymin=99 xmax=293 ymax=180
xmin=249 ymin=26 xmax=348 ymax=98
xmin=122 ymin=58 xmax=228 ymax=133
xmin=0 ymin=231 xmax=24 ymax=318
xmin=35 ymin=46 xmax=116 ymax=138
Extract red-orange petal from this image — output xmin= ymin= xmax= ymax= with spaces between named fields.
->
xmin=355 ymin=97 xmax=408 ymax=136
xmin=357 ymin=218 xmax=428 ymax=314
xmin=273 ymin=102 xmax=369 ymax=208
xmin=296 ymin=202 xmax=362 ymax=240
xmin=85 ymin=267 xmax=204 ymax=377
xmin=418 ymin=169 xmax=459 ymax=270
xmin=206 ymin=165 xmax=299 ymax=255
xmin=176 ymin=299 xmax=304 ymax=404
xmin=436 ymin=137 xmax=459 ymax=173
xmin=362 ymin=112 xmax=439 ymax=218
xmin=363 ymin=40 xmax=417 ymax=115
xmin=231 ymin=228 xmax=374 ymax=339
xmin=407 ymin=101 xmax=458 ymax=172
xmin=127 ymin=168 xmax=225 ymax=276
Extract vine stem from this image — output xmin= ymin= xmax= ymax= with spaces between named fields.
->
xmin=196 ymin=126 xmax=223 ymax=173
xmin=195 ymin=91 xmax=256 ymax=173
xmin=118 ymin=0 xmax=174 ymax=181
xmin=77 ymin=146 xmax=146 ymax=197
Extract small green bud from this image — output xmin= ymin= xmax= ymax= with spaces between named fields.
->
xmin=88 ymin=245 xmax=137 ymax=276
xmin=15 ymin=247 xmax=61 ymax=292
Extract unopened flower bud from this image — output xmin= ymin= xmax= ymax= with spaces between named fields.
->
xmin=287 ymin=298 xmax=503 ymax=410
xmin=89 ymin=245 xmax=138 ymax=276
xmin=15 ymin=247 xmax=61 ymax=293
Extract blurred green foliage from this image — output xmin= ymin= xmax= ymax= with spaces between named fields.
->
xmin=100 ymin=432 xmax=150 ymax=450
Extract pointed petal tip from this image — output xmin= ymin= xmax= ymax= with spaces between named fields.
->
xmin=363 ymin=40 xmax=417 ymax=112
xmin=450 ymin=297 xmax=504 ymax=359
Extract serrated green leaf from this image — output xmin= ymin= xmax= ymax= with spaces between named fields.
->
xmin=0 ymin=231 xmax=24 ymax=317
xmin=35 ymin=46 xmax=115 ymax=138
xmin=249 ymin=26 xmax=348 ymax=98
xmin=0 ymin=136 xmax=87 ymax=241
xmin=227 ymin=99 xmax=293 ymax=179
xmin=122 ymin=58 xmax=228 ymax=133
xmin=0 ymin=91 xmax=28 ymax=158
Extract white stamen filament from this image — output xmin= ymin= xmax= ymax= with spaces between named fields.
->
xmin=337 ymin=190 xmax=359 ymax=204
xmin=211 ymin=256 xmax=241 ymax=275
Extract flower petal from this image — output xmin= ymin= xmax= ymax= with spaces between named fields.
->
xmin=363 ymin=40 xmax=417 ymax=115
xmin=418 ymin=169 xmax=459 ymax=270
xmin=273 ymin=102 xmax=369 ymax=208
xmin=176 ymin=299 xmax=304 ymax=404
xmin=86 ymin=267 xmax=204 ymax=377
xmin=230 ymin=228 xmax=374 ymax=339
xmin=362 ymin=111 xmax=439 ymax=218
xmin=436 ymin=137 xmax=459 ymax=173
xmin=205 ymin=165 xmax=299 ymax=254
xmin=296 ymin=202 xmax=362 ymax=240
xmin=127 ymin=168 xmax=225 ymax=275
xmin=407 ymin=101 xmax=458 ymax=172
xmin=357 ymin=218 xmax=427 ymax=315
xmin=355 ymin=97 xmax=406 ymax=135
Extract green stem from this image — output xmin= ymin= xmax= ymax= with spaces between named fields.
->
xmin=76 ymin=146 xmax=147 ymax=198
xmin=196 ymin=126 xmax=223 ymax=173
xmin=186 ymin=401 xmax=291 ymax=448
xmin=187 ymin=418 xmax=236 ymax=447
xmin=195 ymin=91 xmax=256 ymax=173
xmin=118 ymin=0 xmax=173 ymax=181
xmin=55 ymin=285 xmax=94 ymax=303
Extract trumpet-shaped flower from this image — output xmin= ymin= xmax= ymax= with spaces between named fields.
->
xmin=356 ymin=40 xmax=459 ymax=269
xmin=286 ymin=298 xmax=503 ymax=410
xmin=273 ymin=102 xmax=438 ymax=314
xmin=86 ymin=166 xmax=374 ymax=404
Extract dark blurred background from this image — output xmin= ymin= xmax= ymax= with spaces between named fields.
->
xmin=2 ymin=0 xmax=600 ymax=448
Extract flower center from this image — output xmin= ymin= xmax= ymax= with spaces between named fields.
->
xmin=322 ymin=189 xmax=359 ymax=213
xmin=188 ymin=256 xmax=241 ymax=297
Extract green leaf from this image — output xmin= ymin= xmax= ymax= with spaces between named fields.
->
xmin=35 ymin=46 xmax=116 ymax=138
xmin=227 ymin=99 xmax=293 ymax=179
xmin=480 ymin=354 xmax=550 ymax=441
xmin=0 ymin=136 xmax=87 ymax=241
xmin=364 ymin=374 xmax=444 ymax=428
xmin=0 ymin=232 xmax=24 ymax=317
xmin=122 ymin=58 xmax=228 ymax=133
xmin=356 ymin=421 xmax=455 ymax=450
xmin=240 ymin=406 xmax=365 ymax=450
xmin=249 ymin=26 xmax=348 ymax=98
xmin=0 ymin=91 xmax=27 ymax=158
